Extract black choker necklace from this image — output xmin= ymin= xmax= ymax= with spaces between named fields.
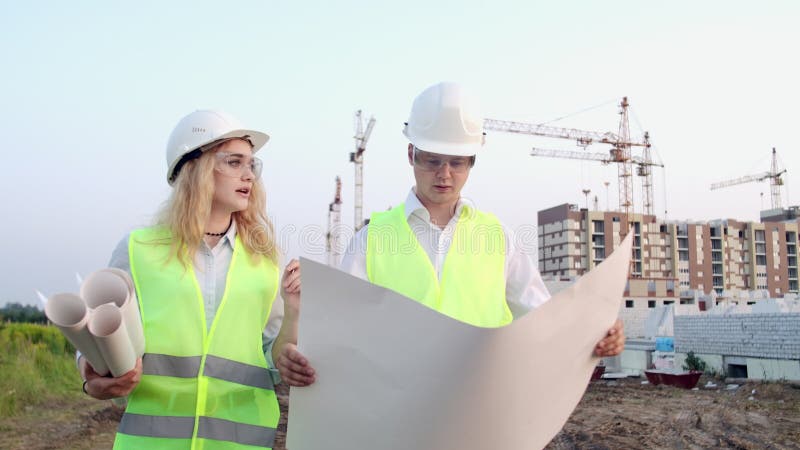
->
xmin=205 ymin=220 xmax=232 ymax=237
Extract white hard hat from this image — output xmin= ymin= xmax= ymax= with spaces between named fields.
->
xmin=402 ymin=81 xmax=484 ymax=157
xmin=165 ymin=110 xmax=269 ymax=185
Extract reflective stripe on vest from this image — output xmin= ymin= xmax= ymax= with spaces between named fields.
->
xmin=143 ymin=353 xmax=275 ymax=390
xmin=119 ymin=414 xmax=278 ymax=448
xmin=117 ymin=226 xmax=280 ymax=450
xmin=366 ymin=203 xmax=512 ymax=327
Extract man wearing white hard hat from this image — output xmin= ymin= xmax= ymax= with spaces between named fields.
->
xmin=77 ymin=110 xmax=305 ymax=449
xmin=278 ymin=82 xmax=625 ymax=386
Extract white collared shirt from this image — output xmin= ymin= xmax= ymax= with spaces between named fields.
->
xmin=339 ymin=189 xmax=551 ymax=318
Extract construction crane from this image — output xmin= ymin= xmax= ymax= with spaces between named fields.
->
xmin=637 ymin=132 xmax=656 ymax=216
xmin=581 ymin=188 xmax=591 ymax=209
xmin=530 ymin=145 xmax=662 ymax=169
xmin=530 ymin=135 xmax=663 ymax=215
xmin=485 ymin=97 xmax=654 ymax=216
xmin=350 ymin=110 xmax=376 ymax=232
xmin=710 ymin=148 xmax=786 ymax=210
xmin=326 ymin=176 xmax=343 ymax=267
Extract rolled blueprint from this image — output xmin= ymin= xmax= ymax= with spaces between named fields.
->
xmin=102 ymin=268 xmax=145 ymax=357
xmin=88 ymin=303 xmax=137 ymax=377
xmin=80 ymin=270 xmax=128 ymax=309
xmin=105 ymin=267 xmax=133 ymax=292
xmin=44 ymin=293 xmax=110 ymax=376
xmin=81 ymin=269 xmax=145 ymax=357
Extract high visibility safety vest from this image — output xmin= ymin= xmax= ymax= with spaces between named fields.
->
xmin=366 ymin=204 xmax=513 ymax=327
xmin=115 ymin=227 xmax=280 ymax=450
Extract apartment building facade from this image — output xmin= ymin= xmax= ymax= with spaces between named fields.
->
xmin=537 ymin=204 xmax=800 ymax=301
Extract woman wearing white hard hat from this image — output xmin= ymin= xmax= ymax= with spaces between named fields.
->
xmin=77 ymin=110 xmax=310 ymax=449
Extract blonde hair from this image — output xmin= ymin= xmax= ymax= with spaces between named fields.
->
xmin=155 ymin=139 xmax=278 ymax=266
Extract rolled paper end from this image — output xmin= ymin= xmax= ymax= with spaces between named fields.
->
xmin=104 ymin=267 xmax=135 ymax=295
xmin=88 ymin=303 xmax=124 ymax=337
xmin=46 ymin=293 xmax=110 ymax=376
xmin=44 ymin=293 xmax=87 ymax=328
xmin=89 ymin=303 xmax=136 ymax=377
xmin=104 ymin=268 xmax=145 ymax=357
xmin=81 ymin=270 xmax=129 ymax=309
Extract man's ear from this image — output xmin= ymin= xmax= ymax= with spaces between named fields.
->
xmin=407 ymin=144 xmax=414 ymax=165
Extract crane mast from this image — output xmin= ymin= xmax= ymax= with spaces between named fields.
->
xmin=350 ymin=110 xmax=376 ymax=232
xmin=710 ymin=148 xmax=786 ymax=209
xmin=616 ymin=97 xmax=633 ymax=217
xmin=770 ymin=147 xmax=784 ymax=209
xmin=639 ymin=132 xmax=654 ymax=216
xmin=326 ymin=176 xmax=343 ymax=266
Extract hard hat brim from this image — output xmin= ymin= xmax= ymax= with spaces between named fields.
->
xmin=403 ymin=129 xmax=481 ymax=157
xmin=209 ymin=128 xmax=270 ymax=154
xmin=166 ymin=129 xmax=269 ymax=185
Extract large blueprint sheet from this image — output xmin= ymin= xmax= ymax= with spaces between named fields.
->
xmin=288 ymin=233 xmax=632 ymax=450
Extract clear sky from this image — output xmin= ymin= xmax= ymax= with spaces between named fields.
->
xmin=2 ymin=1 xmax=799 ymax=306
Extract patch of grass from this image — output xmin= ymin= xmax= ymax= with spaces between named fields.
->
xmin=0 ymin=323 xmax=82 ymax=417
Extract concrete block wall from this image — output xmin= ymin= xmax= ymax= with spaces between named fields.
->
xmin=620 ymin=350 xmax=650 ymax=374
xmin=619 ymin=303 xmax=700 ymax=339
xmin=674 ymin=313 xmax=800 ymax=360
xmin=673 ymin=352 xmax=800 ymax=380
xmin=745 ymin=358 xmax=800 ymax=380
xmin=618 ymin=305 xmax=651 ymax=338
xmin=619 ymin=339 xmax=655 ymax=374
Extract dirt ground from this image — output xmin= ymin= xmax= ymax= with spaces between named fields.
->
xmin=547 ymin=378 xmax=800 ymax=450
xmin=2 ymin=377 xmax=798 ymax=450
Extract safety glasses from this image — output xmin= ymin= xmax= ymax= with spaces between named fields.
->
xmin=412 ymin=147 xmax=475 ymax=173
xmin=214 ymin=152 xmax=263 ymax=180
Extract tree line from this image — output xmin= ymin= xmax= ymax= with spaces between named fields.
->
xmin=0 ymin=303 xmax=47 ymax=324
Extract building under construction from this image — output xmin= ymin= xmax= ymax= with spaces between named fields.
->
xmin=485 ymin=97 xmax=795 ymax=303
xmin=526 ymin=122 xmax=800 ymax=381
xmin=536 ymin=143 xmax=792 ymax=300
xmin=535 ymin=202 xmax=800 ymax=381
xmin=537 ymin=203 xmax=800 ymax=302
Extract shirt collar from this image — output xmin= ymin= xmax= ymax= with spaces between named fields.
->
xmin=404 ymin=187 xmax=470 ymax=223
xmin=197 ymin=218 xmax=237 ymax=254
xmin=222 ymin=218 xmax=238 ymax=247
xmin=404 ymin=188 xmax=428 ymax=220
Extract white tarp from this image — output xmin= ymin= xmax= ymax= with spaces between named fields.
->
xmin=288 ymin=233 xmax=632 ymax=450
